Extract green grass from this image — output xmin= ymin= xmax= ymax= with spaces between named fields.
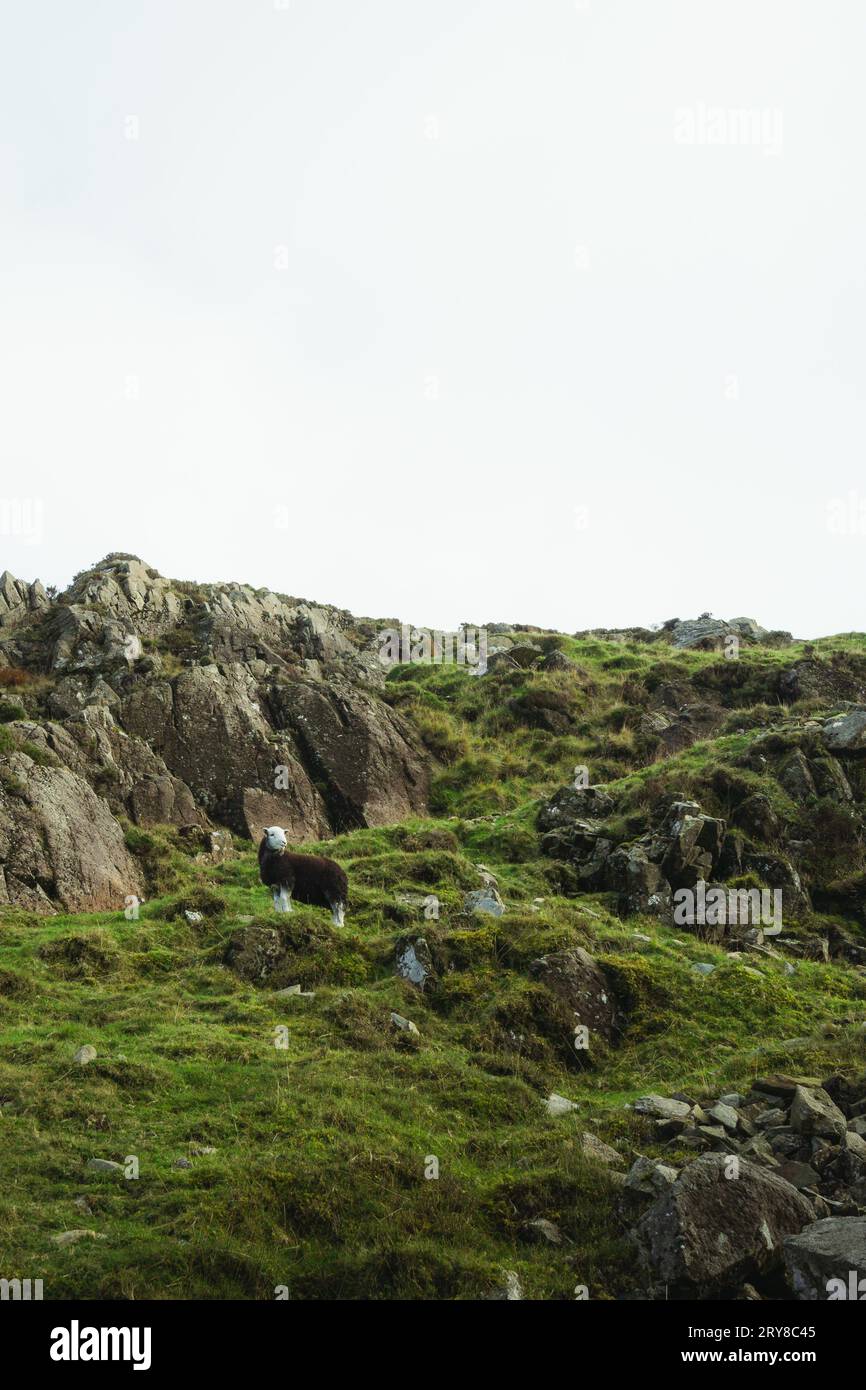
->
xmin=1 ymin=813 xmax=866 ymax=1301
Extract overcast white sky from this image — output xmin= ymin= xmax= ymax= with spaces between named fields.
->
xmin=0 ymin=0 xmax=864 ymax=635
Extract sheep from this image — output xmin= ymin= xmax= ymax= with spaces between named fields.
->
xmin=258 ymin=826 xmax=348 ymax=927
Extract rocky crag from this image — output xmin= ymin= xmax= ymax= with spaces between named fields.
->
xmin=0 ymin=554 xmax=429 ymax=911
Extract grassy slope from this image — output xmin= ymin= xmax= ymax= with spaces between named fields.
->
xmin=2 ymin=633 xmax=866 ymax=1300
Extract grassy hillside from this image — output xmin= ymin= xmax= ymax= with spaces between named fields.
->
xmin=3 ymin=630 xmax=866 ymax=1299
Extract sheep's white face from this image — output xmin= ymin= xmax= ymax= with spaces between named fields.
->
xmin=264 ymin=826 xmax=288 ymax=852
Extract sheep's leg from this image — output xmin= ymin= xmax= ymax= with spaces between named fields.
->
xmin=273 ymin=887 xmax=293 ymax=913
xmin=331 ymin=900 xmax=345 ymax=928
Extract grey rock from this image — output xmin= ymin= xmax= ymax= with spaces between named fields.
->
xmin=778 ymin=750 xmax=817 ymax=803
xmin=581 ymin=1132 xmax=624 ymax=1167
xmin=844 ymin=1130 xmax=866 ymax=1160
xmin=0 ymin=756 xmax=144 ymax=914
xmin=775 ymin=1161 xmax=820 ymax=1191
xmin=390 ymin=1011 xmax=419 ymax=1036
xmin=633 ymin=1094 xmax=692 ymax=1121
xmin=823 ymin=708 xmax=866 ymax=753
xmin=545 ymin=1092 xmax=578 ymax=1117
xmin=73 ymin=1045 xmax=97 ymax=1066
xmin=537 ymin=784 xmax=615 ymax=830
xmin=604 ymin=843 xmax=672 ymax=917
xmin=625 ymin=1156 xmax=679 ymax=1195
xmin=634 ymin=1154 xmax=814 ymax=1298
xmin=670 ymin=618 xmax=732 ymax=650
xmin=483 ymin=1270 xmax=523 ymax=1300
xmin=789 ymin=1086 xmax=847 ymax=1142
xmin=463 ymin=888 xmax=505 ymax=917
xmin=395 ymin=936 xmax=434 ymax=988
xmin=755 ymin=1108 xmax=788 ymax=1129
xmin=52 ymin=1229 xmax=106 ymax=1247
xmin=784 ymin=1218 xmax=866 ymax=1300
xmin=708 ymin=1103 xmax=739 ymax=1131
xmin=528 ymin=947 xmax=621 ymax=1044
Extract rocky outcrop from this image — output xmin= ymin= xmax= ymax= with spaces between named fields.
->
xmin=0 ymin=571 xmax=49 ymax=630
xmin=270 ymin=678 xmax=429 ymax=831
xmin=669 ymin=616 xmax=777 ymax=651
xmin=539 ymin=788 xmax=734 ymax=919
xmin=35 ymin=554 xmax=381 ymax=682
xmin=536 ymin=775 xmax=824 ymax=923
xmin=121 ymin=665 xmax=330 ymax=840
xmin=0 ymin=555 xmax=438 ymax=908
xmin=537 ymin=784 xmax=615 ymax=830
xmin=3 ymin=706 xmax=204 ymax=830
xmin=0 ymin=753 xmax=143 ymax=912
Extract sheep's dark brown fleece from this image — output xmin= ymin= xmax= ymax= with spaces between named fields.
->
xmin=258 ymin=838 xmax=348 ymax=921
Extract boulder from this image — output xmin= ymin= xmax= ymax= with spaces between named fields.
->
xmin=223 ymin=925 xmax=287 ymax=983
xmin=520 ymin=1218 xmax=563 ymax=1246
xmin=604 ymin=844 xmax=672 ymax=917
xmin=784 ymin=1218 xmax=866 ymax=1300
xmin=823 ymin=708 xmax=866 ymax=753
xmin=742 ymin=852 xmax=809 ymax=916
xmin=624 ymin=1156 xmax=679 ymax=1196
xmin=789 ymin=1086 xmax=847 ymax=1142
xmin=0 ymin=570 xmax=49 ymax=629
xmin=580 ymin=1132 xmax=624 ymax=1167
xmin=633 ymin=1094 xmax=692 ymax=1121
xmin=395 ymin=936 xmax=434 ymax=988
xmin=537 ymin=784 xmax=615 ymax=831
xmin=528 ymin=947 xmax=621 ymax=1044
xmin=707 ymin=1102 xmax=739 ymax=1131
xmin=670 ymin=619 xmax=731 ymax=650
xmin=633 ymin=1154 xmax=814 ymax=1297
xmin=658 ymin=803 xmax=726 ymax=890
xmin=390 ymin=1012 xmax=419 ymax=1036
xmin=732 ymin=794 xmax=780 ymax=843
xmin=812 ymin=755 xmax=854 ymax=803
xmin=545 ymin=1093 xmax=579 ymax=1117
